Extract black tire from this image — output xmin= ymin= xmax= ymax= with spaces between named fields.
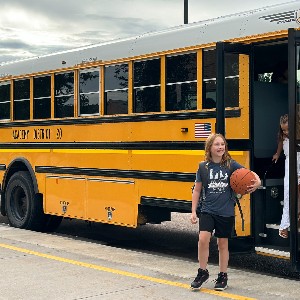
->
xmin=5 ymin=171 xmax=45 ymax=230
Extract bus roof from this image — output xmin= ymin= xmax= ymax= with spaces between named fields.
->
xmin=1 ymin=1 xmax=300 ymax=77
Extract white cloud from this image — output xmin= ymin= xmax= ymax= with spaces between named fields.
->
xmin=0 ymin=0 xmax=296 ymax=63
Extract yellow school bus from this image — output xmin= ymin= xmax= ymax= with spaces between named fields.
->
xmin=0 ymin=2 xmax=300 ymax=270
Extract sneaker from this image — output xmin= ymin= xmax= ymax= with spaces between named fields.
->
xmin=190 ymin=268 xmax=209 ymax=290
xmin=214 ymin=272 xmax=228 ymax=291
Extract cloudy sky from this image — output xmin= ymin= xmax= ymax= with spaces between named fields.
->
xmin=0 ymin=0 xmax=295 ymax=63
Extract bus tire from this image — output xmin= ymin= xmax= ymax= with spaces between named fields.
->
xmin=5 ymin=171 xmax=44 ymax=230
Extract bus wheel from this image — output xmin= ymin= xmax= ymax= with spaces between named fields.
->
xmin=5 ymin=171 xmax=44 ymax=230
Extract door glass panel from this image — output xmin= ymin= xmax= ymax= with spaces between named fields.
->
xmin=224 ymin=53 xmax=239 ymax=108
xmin=203 ymin=50 xmax=239 ymax=109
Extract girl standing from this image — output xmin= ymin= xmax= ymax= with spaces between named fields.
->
xmin=272 ymin=114 xmax=291 ymax=238
xmin=190 ymin=133 xmax=261 ymax=291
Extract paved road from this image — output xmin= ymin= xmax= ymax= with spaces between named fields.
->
xmin=1 ymin=212 xmax=299 ymax=279
xmin=0 ymin=216 xmax=300 ymax=299
xmin=34 ymin=213 xmax=300 ymax=279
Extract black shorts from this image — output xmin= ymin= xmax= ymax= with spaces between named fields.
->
xmin=199 ymin=212 xmax=234 ymax=238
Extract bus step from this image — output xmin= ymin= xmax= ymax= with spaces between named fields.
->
xmin=255 ymin=246 xmax=290 ymax=259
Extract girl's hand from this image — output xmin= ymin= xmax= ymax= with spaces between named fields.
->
xmin=272 ymin=153 xmax=280 ymax=163
xmin=247 ymin=178 xmax=261 ymax=193
xmin=190 ymin=212 xmax=198 ymax=224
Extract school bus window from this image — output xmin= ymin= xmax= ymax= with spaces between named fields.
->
xmin=224 ymin=53 xmax=239 ymax=108
xmin=54 ymin=71 xmax=74 ymax=118
xmin=13 ymin=78 xmax=30 ymax=120
xmin=166 ymin=52 xmax=197 ymax=111
xmin=33 ymin=75 xmax=51 ymax=119
xmin=79 ymin=69 xmax=100 ymax=116
xmin=0 ymin=82 xmax=10 ymax=120
xmin=133 ymin=58 xmax=160 ymax=113
xmin=104 ymin=63 xmax=128 ymax=115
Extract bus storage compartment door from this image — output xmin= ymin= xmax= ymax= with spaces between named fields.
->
xmin=86 ymin=178 xmax=137 ymax=227
xmin=45 ymin=175 xmax=86 ymax=218
xmin=264 ymin=178 xmax=284 ymax=224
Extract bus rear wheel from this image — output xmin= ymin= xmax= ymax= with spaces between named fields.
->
xmin=5 ymin=171 xmax=44 ymax=230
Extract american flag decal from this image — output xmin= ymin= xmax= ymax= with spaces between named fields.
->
xmin=195 ymin=123 xmax=212 ymax=138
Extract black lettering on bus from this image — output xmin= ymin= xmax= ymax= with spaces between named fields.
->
xmin=12 ymin=130 xmax=19 ymax=140
xmin=46 ymin=129 xmax=51 ymax=139
xmin=13 ymin=130 xmax=29 ymax=140
xmin=56 ymin=128 xmax=62 ymax=139
xmin=34 ymin=128 xmax=51 ymax=140
xmin=22 ymin=130 xmax=29 ymax=140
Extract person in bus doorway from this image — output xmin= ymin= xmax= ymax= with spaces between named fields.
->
xmin=190 ymin=133 xmax=261 ymax=291
xmin=272 ymin=114 xmax=300 ymax=238
xmin=271 ymin=61 xmax=288 ymax=84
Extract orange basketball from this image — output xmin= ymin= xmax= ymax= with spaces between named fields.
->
xmin=230 ymin=168 xmax=255 ymax=195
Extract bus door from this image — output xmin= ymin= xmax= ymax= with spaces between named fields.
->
xmin=216 ymin=42 xmax=254 ymax=252
xmin=288 ymin=28 xmax=300 ymax=272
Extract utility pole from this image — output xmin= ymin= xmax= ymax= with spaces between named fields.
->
xmin=184 ymin=0 xmax=188 ymax=24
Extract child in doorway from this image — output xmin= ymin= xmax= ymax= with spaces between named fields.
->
xmin=272 ymin=114 xmax=300 ymax=238
xmin=190 ymin=133 xmax=261 ymax=291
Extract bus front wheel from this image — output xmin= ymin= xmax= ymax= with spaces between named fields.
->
xmin=5 ymin=171 xmax=44 ymax=230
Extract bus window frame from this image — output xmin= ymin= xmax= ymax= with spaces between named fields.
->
xmin=78 ymin=67 xmax=101 ymax=117
xmin=54 ymin=71 xmax=75 ymax=119
xmin=0 ymin=81 xmax=11 ymax=121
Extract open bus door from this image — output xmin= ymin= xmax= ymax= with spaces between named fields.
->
xmin=216 ymin=41 xmax=254 ymax=252
xmin=288 ymin=28 xmax=300 ymax=272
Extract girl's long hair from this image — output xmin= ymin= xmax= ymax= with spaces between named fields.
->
xmin=204 ymin=133 xmax=232 ymax=167
xmin=278 ymin=114 xmax=288 ymax=142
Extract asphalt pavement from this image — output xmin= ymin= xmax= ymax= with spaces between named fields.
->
xmin=0 ymin=223 xmax=299 ymax=300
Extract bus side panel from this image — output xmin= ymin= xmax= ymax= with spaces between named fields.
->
xmin=45 ymin=176 xmax=86 ymax=218
xmin=44 ymin=175 xmax=138 ymax=227
xmin=86 ymin=178 xmax=137 ymax=227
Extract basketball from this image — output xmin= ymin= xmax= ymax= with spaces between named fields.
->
xmin=230 ymin=168 xmax=256 ymax=195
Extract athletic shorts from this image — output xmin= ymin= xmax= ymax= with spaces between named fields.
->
xmin=199 ymin=212 xmax=234 ymax=238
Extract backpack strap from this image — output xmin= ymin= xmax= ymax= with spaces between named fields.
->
xmin=199 ymin=161 xmax=209 ymax=199
xmin=228 ymin=160 xmax=245 ymax=231
xmin=235 ymin=195 xmax=245 ymax=231
xmin=194 ymin=161 xmax=209 ymax=216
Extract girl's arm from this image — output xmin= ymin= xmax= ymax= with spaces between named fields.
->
xmin=190 ymin=182 xmax=202 ymax=224
xmin=272 ymin=140 xmax=283 ymax=163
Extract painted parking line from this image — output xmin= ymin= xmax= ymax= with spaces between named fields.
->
xmin=0 ymin=243 xmax=256 ymax=300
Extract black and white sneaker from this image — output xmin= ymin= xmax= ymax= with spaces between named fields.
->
xmin=214 ymin=272 xmax=228 ymax=291
xmin=190 ymin=268 xmax=209 ymax=290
